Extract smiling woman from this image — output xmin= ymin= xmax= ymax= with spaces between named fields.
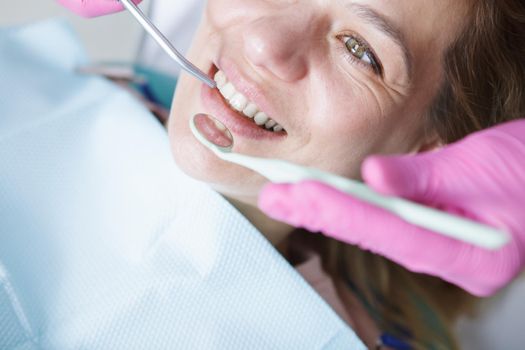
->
xmin=166 ymin=0 xmax=525 ymax=348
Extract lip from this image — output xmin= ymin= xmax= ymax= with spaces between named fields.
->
xmin=216 ymin=58 xmax=283 ymax=128
xmin=200 ymin=61 xmax=287 ymax=142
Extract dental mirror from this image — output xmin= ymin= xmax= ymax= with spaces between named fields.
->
xmin=191 ymin=113 xmax=234 ymax=153
xmin=190 ymin=114 xmax=510 ymax=250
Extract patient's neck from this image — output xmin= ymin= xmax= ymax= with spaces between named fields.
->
xmin=225 ymin=196 xmax=293 ymax=248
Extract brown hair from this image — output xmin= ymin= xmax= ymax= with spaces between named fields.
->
xmin=318 ymin=0 xmax=525 ymax=348
xmin=429 ymin=0 xmax=525 ymax=142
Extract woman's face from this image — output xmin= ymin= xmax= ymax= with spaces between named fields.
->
xmin=168 ymin=0 xmax=468 ymax=206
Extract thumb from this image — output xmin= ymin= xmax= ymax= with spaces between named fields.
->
xmin=362 ymin=153 xmax=443 ymax=202
xmin=258 ymin=181 xmax=357 ymax=233
xmin=258 ymin=183 xmax=300 ymax=225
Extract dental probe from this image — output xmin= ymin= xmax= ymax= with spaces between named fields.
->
xmin=119 ymin=0 xmax=216 ymax=88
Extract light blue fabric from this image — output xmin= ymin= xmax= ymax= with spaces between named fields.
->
xmin=0 ymin=20 xmax=365 ymax=349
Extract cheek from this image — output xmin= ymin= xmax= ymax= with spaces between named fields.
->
xmin=310 ymin=87 xmax=383 ymax=145
xmin=297 ymin=88 xmax=416 ymax=178
xmin=308 ymin=71 xmax=387 ymax=138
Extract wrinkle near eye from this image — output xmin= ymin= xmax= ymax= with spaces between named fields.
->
xmin=336 ymin=62 xmax=385 ymax=118
xmin=341 ymin=57 xmax=409 ymax=111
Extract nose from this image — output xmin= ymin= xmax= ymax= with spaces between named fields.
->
xmin=242 ymin=13 xmax=312 ymax=82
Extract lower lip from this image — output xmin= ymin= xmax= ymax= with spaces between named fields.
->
xmin=200 ymin=68 xmax=286 ymax=142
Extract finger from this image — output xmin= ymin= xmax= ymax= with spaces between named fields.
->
xmin=305 ymin=184 xmax=518 ymax=296
xmin=258 ymin=182 xmax=331 ymax=230
xmin=260 ymin=181 xmax=466 ymax=280
xmin=298 ymin=184 xmax=489 ymax=292
xmin=362 ymin=154 xmax=440 ymax=201
xmin=259 ymin=181 xmax=512 ymax=296
xmin=258 ymin=183 xmax=294 ymax=222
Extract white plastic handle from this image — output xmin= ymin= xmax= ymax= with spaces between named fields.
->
xmin=221 ymin=152 xmax=509 ymax=250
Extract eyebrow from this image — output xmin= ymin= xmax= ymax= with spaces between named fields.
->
xmin=344 ymin=2 xmax=413 ymax=80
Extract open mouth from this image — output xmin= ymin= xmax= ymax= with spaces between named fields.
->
xmin=211 ymin=65 xmax=286 ymax=134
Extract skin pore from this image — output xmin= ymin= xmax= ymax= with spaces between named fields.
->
xmin=168 ymin=0 xmax=469 ymax=246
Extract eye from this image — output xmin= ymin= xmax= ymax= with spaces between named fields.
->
xmin=341 ymin=35 xmax=382 ymax=75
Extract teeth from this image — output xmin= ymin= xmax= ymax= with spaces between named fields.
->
xmin=230 ymin=93 xmax=248 ymax=112
xmin=214 ymin=119 xmax=227 ymax=131
xmin=242 ymin=103 xmax=258 ymax=118
xmin=219 ymin=82 xmax=236 ymax=100
xmin=214 ymin=71 xmax=227 ymax=89
xmin=214 ymin=69 xmax=285 ymax=133
xmin=265 ymin=119 xmax=277 ymax=129
xmin=254 ymin=112 xmax=269 ymax=126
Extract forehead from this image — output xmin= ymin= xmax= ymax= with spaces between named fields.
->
xmin=354 ymin=0 xmax=470 ymax=47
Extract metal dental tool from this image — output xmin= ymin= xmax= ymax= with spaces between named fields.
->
xmin=120 ymin=0 xmax=216 ymax=88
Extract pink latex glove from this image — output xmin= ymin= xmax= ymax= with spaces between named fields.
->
xmin=259 ymin=119 xmax=525 ymax=297
xmin=57 ymin=0 xmax=142 ymax=18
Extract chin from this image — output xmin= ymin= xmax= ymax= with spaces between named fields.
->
xmin=166 ymin=53 xmax=274 ymax=206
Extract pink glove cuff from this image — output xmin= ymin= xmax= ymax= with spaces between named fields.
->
xmin=57 ymin=0 xmax=142 ymax=18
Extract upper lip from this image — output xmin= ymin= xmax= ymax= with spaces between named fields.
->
xmin=214 ymin=57 xmax=284 ymax=129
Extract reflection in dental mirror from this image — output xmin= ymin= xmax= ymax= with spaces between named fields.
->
xmin=191 ymin=113 xmax=234 ymax=150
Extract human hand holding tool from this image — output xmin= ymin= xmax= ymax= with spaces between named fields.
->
xmin=190 ymin=114 xmax=507 ymax=252
xmin=57 ymin=0 xmax=143 ymax=18
xmin=259 ymin=119 xmax=525 ymax=297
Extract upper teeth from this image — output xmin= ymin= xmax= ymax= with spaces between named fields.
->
xmin=214 ymin=70 xmax=285 ymax=133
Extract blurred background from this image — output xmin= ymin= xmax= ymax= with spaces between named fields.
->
xmin=0 ymin=0 xmax=149 ymax=62
xmin=1 ymin=0 xmax=205 ymax=75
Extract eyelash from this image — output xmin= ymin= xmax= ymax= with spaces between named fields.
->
xmin=338 ymin=34 xmax=382 ymax=76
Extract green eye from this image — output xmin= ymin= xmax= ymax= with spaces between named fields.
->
xmin=344 ymin=36 xmax=372 ymax=64
xmin=342 ymin=35 xmax=381 ymax=74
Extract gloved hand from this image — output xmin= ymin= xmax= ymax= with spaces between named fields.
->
xmin=259 ymin=119 xmax=525 ymax=297
xmin=57 ymin=0 xmax=142 ymax=18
